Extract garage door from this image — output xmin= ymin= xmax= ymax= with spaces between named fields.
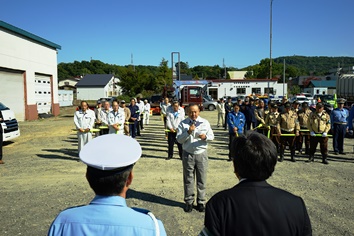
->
xmin=35 ymin=74 xmax=52 ymax=114
xmin=0 ymin=69 xmax=25 ymax=121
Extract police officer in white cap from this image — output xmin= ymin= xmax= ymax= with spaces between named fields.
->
xmin=74 ymin=101 xmax=96 ymax=152
xmin=48 ymin=135 xmax=167 ymax=236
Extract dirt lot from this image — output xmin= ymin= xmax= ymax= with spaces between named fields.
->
xmin=1 ymin=107 xmax=353 ymax=236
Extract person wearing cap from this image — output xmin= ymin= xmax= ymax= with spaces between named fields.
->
xmin=128 ymin=98 xmax=140 ymax=138
xmin=307 ymin=102 xmax=331 ymax=164
xmin=136 ymin=97 xmax=144 ymax=134
xmin=48 ymin=135 xmax=167 ymax=236
xmin=297 ymin=102 xmax=312 ymax=155
xmin=74 ymin=101 xmax=96 ymax=152
xmin=254 ymin=99 xmax=267 ymax=135
xmin=166 ymin=101 xmax=184 ymax=160
xmin=143 ymin=99 xmax=151 ymax=126
xmin=200 ymin=132 xmax=312 ymax=236
xmin=277 ymin=97 xmax=288 ymax=113
xmin=107 ymin=101 xmax=125 ymax=135
xmin=330 ymin=98 xmax=349 ymax=155
xmin=177 ymin=104 xmax=214 ymax=213
xmin=224 ymin=97 xmax=233 ymax=130
xmin=227 ymin=103 xmax=245 ymax=161
xmin=277 ymin=102 xmax=300 ymax=162
xmin=265 ymin=103 xmax=280 ymax=153
xmin=216 ymin=98 xmax=225 ymax=128
xmin=120 ymin=100 xmax=131 ymax=136
xmin=292 ymin=100 xmax=300 ymax=112
xmin=99 ymin=101 xmax=112 ymax=135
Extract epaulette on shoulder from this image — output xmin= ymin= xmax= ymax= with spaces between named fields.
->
xmin=132 ymin=207 xmax=150 ymax=215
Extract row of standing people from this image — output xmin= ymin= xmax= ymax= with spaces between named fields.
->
xmin=221 ymin=96 xmax=351 ymax=164
xmin=74 ymin=98 xmax=151 ymax=152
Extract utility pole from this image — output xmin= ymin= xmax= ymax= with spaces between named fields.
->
xmin=283 ymin=59 xmax=285 ymax=98
xmin=269 ymin=0 xmax=273 ymax=93
xmin=223 ymin=58 xmax=226 ymax=79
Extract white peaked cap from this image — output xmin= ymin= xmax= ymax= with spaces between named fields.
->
xmin=80 ymin=134 xmax=142 ymax=170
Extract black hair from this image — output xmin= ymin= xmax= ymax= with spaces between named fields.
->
xmin=232 ymin=131 xmax=277 ymax=180
xmin=86 ymin=166 xmax=132 ymax=196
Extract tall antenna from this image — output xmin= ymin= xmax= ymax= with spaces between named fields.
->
xmin=223 ymin=58 xmax=226 ymax=79
xmin=131 ymin=53 xmax=135 ymax=71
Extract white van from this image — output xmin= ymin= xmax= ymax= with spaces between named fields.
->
xmin=0 ymin=102 xmax=20 ymax=141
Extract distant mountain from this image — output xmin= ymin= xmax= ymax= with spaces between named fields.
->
xmin=274 ymin=56 xmax=354 ymax=75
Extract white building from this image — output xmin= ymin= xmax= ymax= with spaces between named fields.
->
xmin=76 ymin=74 xmax=121 ymax=100
xmin=58 ymin=90 xmax=73 ymax=107
xmin=208 ymin=79 xmax=287 ymax=99
xmin=0 ymin=21 xmax=61 ymax=121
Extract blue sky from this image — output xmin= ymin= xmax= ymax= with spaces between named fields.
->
xmin=1 ymin=0 xmax=353 ymax=68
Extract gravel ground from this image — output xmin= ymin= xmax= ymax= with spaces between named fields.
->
xmin=0 ymin=107 xmax=353 ymax=236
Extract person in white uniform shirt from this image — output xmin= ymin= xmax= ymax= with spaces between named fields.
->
xmin=136 ymin=97 xmax=145 ymax=134
xmin=108 ymin=101 xmax=125 ymax=135
xmin=176 ymin=104 xmax=214 ymax=213
xmin=166 ymin=101 xmax=184 ymax=160
xmin=143 ymin=99 xmax=151 ymax=125
xmin=99 ymin=101 xmax=112 ymax=135
xmin=74 ymin=101 xmax=96 ymax=152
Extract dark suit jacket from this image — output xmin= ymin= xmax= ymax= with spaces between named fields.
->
xmin=204 ymin=180 xmax=312 ymax=236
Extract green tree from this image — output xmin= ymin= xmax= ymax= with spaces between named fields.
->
xmin=288 ymin=85 xmax=301 ymax=95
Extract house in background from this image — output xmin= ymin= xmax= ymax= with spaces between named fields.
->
xmin=76 ymin=74 xmax=122 ymax=100
xmin=0 ymin=20 xmax=61 ymax=121
xmin=58 ymin=77 xmax=81 ymax=91
xmin=303 ymin=80 xmax=337 ymax=95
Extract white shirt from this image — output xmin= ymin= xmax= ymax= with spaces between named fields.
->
xmin=74 ymin=109 xmax=95 ymax=130
xmin=216 ymin=103 xmax=225 ymax=114
xmin=160 ymin=102 xmax=170 ymax=116
xmin=176 ymin=116 xmax=214 ymax=154
xmin=107 ymin=108 xmax=125 ymax=134
xmin=166 ymin=109 xmax=185 ymax=130
xmin=100 ymin=108 xmax=112 ymax=125
xmin=143 ymin=103 xmax=151 ymax=113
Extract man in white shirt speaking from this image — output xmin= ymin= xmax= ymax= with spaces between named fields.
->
xmin=177 ymin=104 xmax=214 ymax=213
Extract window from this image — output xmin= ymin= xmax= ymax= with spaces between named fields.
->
xmin=237 ymin=88 xmax=246 ymax=94
xmin=252 ymin=88 xmax=261 ymax=94
xmin=64 ymin=82 xmax=69 ymax=85
xmin=264 ymin=87 xmax=274 ymax=94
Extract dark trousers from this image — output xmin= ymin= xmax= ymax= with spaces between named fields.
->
xmin=224 ymin=112 xmax=229 ymax=129
xmin=129 ymin=121 xmax=137 ymax=138
xmin=310 ymin=136 xmax=328 ymax=157
xmin=0 ymin=126 xmax=3 ymax=160
xmin=139 ymin=115 xmax=144 ymax=129
xmin=246 ymin=121 xmax=256 ymax=131
xmin=280 ymin=131 xmax=296 ymax=157
xmin=269 ymin=127 xmax=280 ymax=151
xmin=297 ymin=132 xmax=310 ymax=154
xmin=333 ymin=124 xmax=346 ymax=153
xmin=168 ymin=132 xmax=182 ymax=158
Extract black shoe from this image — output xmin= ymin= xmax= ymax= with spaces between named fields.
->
xmin=166 ymin=156 xmax=172 ymax=160
xmin=279 ymin=156 xmax=284 ymax=162
xmin=291 ymin=156 xmax=296 ymax=162
xmin=184 ymin=203 xmax=193 ymax=213
xmin=306 ymin=156 xmax=314 ymax=162
xmin=227 ymin=158 xmax=233 ymax=162
xmin=196 ymin=204 xmax=205 ymax=212
xmin=334 ymin=152 xmax=339 ymax=155
xmin=322 ymin=159 xmax=329 ymax=165
xmin=339 ymin=152 xmax=346 ymax=155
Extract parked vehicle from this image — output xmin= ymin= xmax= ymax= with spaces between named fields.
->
xmin=0 ymin=102 xmax=20 ymax=141
xmin=203 ymin=97 xmax=217 ymax=111
xmin=337 ymin=74 xmax=354 ymax=106
xmin=289 ymin=95 xmax=309 ymax=104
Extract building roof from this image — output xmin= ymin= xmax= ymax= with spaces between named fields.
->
xmin=76 ymin=74 xmax=114 ymax=87
xmin=309 ymin=80 xmax=336 ymax=88
xmin=0 ymin=20 xmax=61 ymax=50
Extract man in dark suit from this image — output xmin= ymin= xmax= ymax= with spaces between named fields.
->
xmin=200 ymin=131 xmax=312 ymax=236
